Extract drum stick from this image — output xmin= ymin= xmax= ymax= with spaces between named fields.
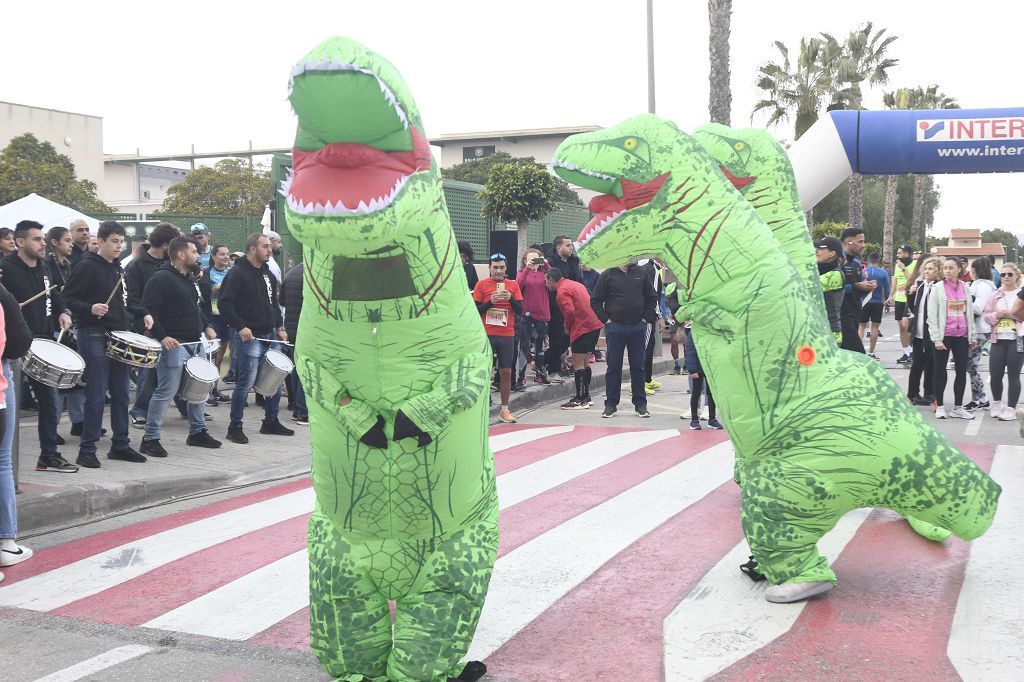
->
xmin=19 ymin=285 xmax=58 ymax=308
xmin=255 ymin=337 xmax=295 ymax=347
xmin=56 ymin=328 xmax=66 ymax=345
xmin=103 ymin=279 xmax=123 ymax=306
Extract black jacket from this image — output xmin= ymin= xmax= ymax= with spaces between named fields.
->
xmin=280 ymin=263 xmax=304 ymax=343
xmin=142 ymin=263 xmax=209 ymax=342
xmin=46 ymin=254 xmax=72 ymax=291
xmin=590 ymin=264 xmax=658 ymax=325
xmin=63 ymin=252 xmax=139 ymax=332
xmin=218 ymin=257 xmax=283 ymax=333
xmin=546 ymin=252 xmax=584 ymax=283
xmin=124 ymin=249 xmax=167 ymax=326
xmin=194 ymin=265 xmax=213 ymax=320
xmin=0 ymin=283 xmax=33 ymax=360
xmin=69 ymin=243 xmax=88 ymax=266
xmin=1 ymin=254 xmax=66 ymax=338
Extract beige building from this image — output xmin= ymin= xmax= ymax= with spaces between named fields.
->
xmin=0 ymin=100 xmax=104 ymax=189
xmin=103 ymin=161 xmax=191 ymax=214
xmin=933 ymin=228 xmax=1006 ymax=268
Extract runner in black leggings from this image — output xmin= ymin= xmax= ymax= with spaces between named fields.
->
xmin=927 ymin=258 xmax=976 ymax=420
xmin=982 ymin=263 xmax=1024 ymax=421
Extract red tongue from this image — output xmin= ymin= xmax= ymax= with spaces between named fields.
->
xmin=721 ymin=165 xmax=756 ymax=190
xmin=588 ymin=194 xmax=626 ymax=214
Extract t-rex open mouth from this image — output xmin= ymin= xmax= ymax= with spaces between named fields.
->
xmin=576 ymin=173 xmax=670 ymax=248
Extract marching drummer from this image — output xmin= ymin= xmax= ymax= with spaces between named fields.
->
xmin=62 ymin=221 xmax=152 ymax=469
xmin=1 ymin=221 xmax=76 ymax=473
xmin=218 ymin=233 xmax=294 ymax=444
xmin=138 ymin=237 xmax=222 ymax=455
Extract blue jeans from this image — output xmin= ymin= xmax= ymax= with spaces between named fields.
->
xmin=145 ymin=344 xmax=207 ymax=441
xmin=130 ymin=367 xmax=156 ymax=419
xmin=26 ymin=375 xmax=60 ymax=456
xmin=603 ymin=321 xmax=648 ymax=410
xmin=229 ymin=334 xmax=240 ymax=376
xmin=0 ymin=362 xmax=16 ymax=538
xmin=77 ymin=329 xmax=130 ymax=454
xmin=62 ymin=386 xmax=85 ymax=423
xmin=229 ymin=332 xmax=282 ymax=427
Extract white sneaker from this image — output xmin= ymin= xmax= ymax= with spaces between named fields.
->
xmin=765 ymin=580 xmax=834 ymax=603
xmin=949 ymin=407 xmax=975 ymax=420
xmin=0 ymin=542 xmax=33 ymax=567
xmin=998 ymin=406 xmax=1017 ymax=421
xmin=935 ymin=405 xmax=947 ymax=419
xmin=700 ymin=408 xmax=710 ymax=421
xmin=989 ymin=400 xmax=1003 ymax=418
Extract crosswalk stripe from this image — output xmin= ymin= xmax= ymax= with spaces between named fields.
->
xmin=947 ymin=444 xmax=1024 ymax=681
xmin=662 ymin=507 xmax=872 ymax=681
xmin=466 ymin=440 xmax=736 ymax=661
xmin=32 ymin=645 xmax=153 ymax=682
xmin=488 ymin=425 xmax=574 ymax=452
xmin=0 ymin=488 xmax=316 ymax=611
xmin=143 ymin=549 xmax=309 ymax=639
xmin=497 ymin=429 xmax=679 ymax=508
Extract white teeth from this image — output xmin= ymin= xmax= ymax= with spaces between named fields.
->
xmin=285 ymin=173 xmax=413 ymax=216
xmin=551 ymin=159 xmax=615 ymax=182
xmin=576 ymin=210 xmax=624 ymax=249
xmin=289 ymin=59 xmax=410 ymax=129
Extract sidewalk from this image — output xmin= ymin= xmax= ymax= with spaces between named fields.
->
xmin=16 ymin=349 xmax=676 ymax=533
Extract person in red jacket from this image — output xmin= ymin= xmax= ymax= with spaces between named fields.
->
xmin=546 ymin=268 xmax=603 ymax=410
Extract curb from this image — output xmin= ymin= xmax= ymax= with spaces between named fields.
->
xmin=18 ymin=461 xmax=311 ymax=534
xmin=489 ymin=357 xmax=678 ymax=420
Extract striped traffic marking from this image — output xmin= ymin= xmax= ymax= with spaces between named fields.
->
xmin=33 ymin=646 xmax=153 ymax=682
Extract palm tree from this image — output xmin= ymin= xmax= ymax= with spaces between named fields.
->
xmin=880 ymin=88 xmax=912 ymax=267
xmin=708 ymin=0 xmax=732 ymax=125
xmin=822 ymin=23 xmax=899 ymax=234
xmin=904 ymin=85 xmax=959 ymax=249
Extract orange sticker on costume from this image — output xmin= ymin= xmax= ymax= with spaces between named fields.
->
xmin=797 ymin=345 xmax=816 ymax=366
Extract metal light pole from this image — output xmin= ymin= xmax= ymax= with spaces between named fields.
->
xmin=646 ymin=0 xmax=656 ymax=114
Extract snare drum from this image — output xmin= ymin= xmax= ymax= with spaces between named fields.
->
xmin=21 ymin=339 xmax=86 ymax=389
xmin=177 ymin=356 xmax=220 ymax=403
xmin=253 ymin=349 xmax=294 ymax=396
xmin=203 ymin=337 xmax=221 ymax=357
xmin=106 ymin=331 xmax=162 ymax=367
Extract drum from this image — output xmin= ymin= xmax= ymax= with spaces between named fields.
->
xmin=21 ymin=339 xmax=85 ymax=389
xmin=253 ymin=349 xmax=293 ymax=396
xmin=203 ymin=337 xmax=221 ymax=357
xmin=106 ymin=331 xmax=162 ymax=367
xmin=178 ymin=356 xmax=219 ymax=403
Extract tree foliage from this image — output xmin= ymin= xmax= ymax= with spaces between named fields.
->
xmin=479 ymin=163 xmax=560 ymax=256
xmin=161 ymin=158 xmax=271 ymax=216
xmin=813 ymin=175 xmax=939 ymax=247
xmin=0 ymin=133 xmax=111 ymax=211
xmin=442 ymin=151 xmax=581 ymax=205
xmin=982 ymin=228 xmax=1020 ymax=263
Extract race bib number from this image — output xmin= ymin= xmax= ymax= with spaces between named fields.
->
xmin=996 ymin=318 xmax=1015 ymax=333
xmin=485 ymin=308 xmax=509 ymax=327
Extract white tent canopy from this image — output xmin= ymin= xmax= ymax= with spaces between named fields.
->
xmin=0 ymin=193 xmax=100 ymax=234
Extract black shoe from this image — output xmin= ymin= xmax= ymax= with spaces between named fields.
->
xmin=187 ymin=429 xmax=222 ymax=448
xmin=36 ymin=452 xmax=79 ymax=473
xmin=255 ymin=393 xmax=266 ymax=408
xmin=226 ymin=426 xmax=248 ymax=444
xmin=511 ymin=381 xmax=527 ymax=393
xmin=223 ymin=372 xmax=236 ymax=384
xmin=76 ymin=450 xmax=101 ymax=469
xmin=260 ymin=418 xmax=295 ymax=436
xmin=449 ymin=661 xmax=487 ymax=682
xmin=70 ymin=422 xmax=83 ymax=436
xmin=601 ymin=406 xmax=616 ymax=418
xmin=206 ymin=396 xmax=219 ymax=407
xmin=108 ymin=446 xmax=147 ymax=463
xmin=291 ymin=414 xmax=309 ymax=425
xmin=131 ymin=416 xmax=147 ymax=429
xmin=139 ymin=439 xmax=168 ymax=458
xmin=636 ymin=406 xmax=651 ymax=418
xmin=896 ymin=353 xmax=910 ymax=364
xmin=55 ymin=434 xmax=66 ymax=446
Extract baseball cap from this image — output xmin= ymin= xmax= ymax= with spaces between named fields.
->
xmin=229 ymin=251 xmax=244 ymax=259
xmin=266 ymin=230 xmax=282 ymax=241
xmin=813 ymin=236 xmax=843 ymax=254
xmin=190 ymin=223 xmax=209 ymax=234
xmin=897 ymin=243 xmax=912 ymax=253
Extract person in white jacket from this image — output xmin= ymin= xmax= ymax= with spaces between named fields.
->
xmin=927 ymin=257 xmax=976 ymax=419
xmin=966 ymin=258 xmax=997 ymax=410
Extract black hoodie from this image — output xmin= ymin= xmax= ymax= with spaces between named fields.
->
xmin=142 ymin=262 xmax=209 ymax=342
xmin=218 ymin=257 xmax=282 ymax=333
xmin=0 ymin=253 xmax=66 ymax=338
xmin=0 ymin=283 xmax=33 ymax=360
xmin=62 ymin=252 xmax=140 ymax=332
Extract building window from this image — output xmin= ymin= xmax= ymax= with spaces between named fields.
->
xmin=463 ymin=145 xmax=495 ymax=161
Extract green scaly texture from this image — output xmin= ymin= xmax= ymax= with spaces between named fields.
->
xmin=553 ymin=114 xmax=1001 ymax=587
xmin=285 ymin=37 xmax=497 ymax=682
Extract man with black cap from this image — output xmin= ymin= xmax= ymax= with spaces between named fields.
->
xmin=814 ymin=236 xmax=845 ymax=344
xmin=889 ymin=244 xmax=917 ymax=364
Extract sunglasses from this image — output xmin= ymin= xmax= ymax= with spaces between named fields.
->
xmin=489 ymin=253 xmax=506 ymax=261
xmin=1002 ymin=272 xmax=1017 ymax=277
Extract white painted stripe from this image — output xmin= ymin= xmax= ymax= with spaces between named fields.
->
xmin=33 ymin=645 xmax=153 ymax=682
xmin=488 ymin=425 xmax=574 ymax=452
xmin=0 ymin=488 xmax=316 ymax=611
xmin=466 ymin=440 xmax=736 ymax=660
xmin=662 ymin=507 xmax=872 ymax=681
xmin=144 ymin=550 xmax=309 ymax=639
xmin=964 ymin=415 xmax=983 ymax=436
xmin=947 ymin=445 xmax=1024 ymax=681
xmin=497 ymin=429 xmax=679 ymax=508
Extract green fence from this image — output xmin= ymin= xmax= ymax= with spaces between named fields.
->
xmin=86 ymin=211 xmax=138 ymax=222
xmin=146 ymin=214 xmax=263 ymax=253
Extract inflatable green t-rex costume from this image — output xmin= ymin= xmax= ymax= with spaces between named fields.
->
xmin=552 ymin=114 xmax=1002 ymax=600
xmin=283 ymin=37 xmax=497 ymax=682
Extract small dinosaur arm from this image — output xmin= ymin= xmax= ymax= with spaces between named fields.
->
xmin=694 ymin=123 xmax=954 ymax=543
xmin=284 ymin=37 xmax=497 ymax=682
xmin=552 ymin=114 xmax=1001 ymax=587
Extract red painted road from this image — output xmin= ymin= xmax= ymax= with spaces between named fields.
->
xmin=0 ymin=426 xmax=1006 ymax=681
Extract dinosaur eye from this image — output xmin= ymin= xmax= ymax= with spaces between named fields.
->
xmin=623 ymin=138 xmax=639 ymax=151
xmin=734 ymin=142 xmax=745 ymax=151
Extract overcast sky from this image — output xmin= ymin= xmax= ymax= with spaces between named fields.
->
xmin=4 ymin=0 xmax=1022 ymax=236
